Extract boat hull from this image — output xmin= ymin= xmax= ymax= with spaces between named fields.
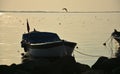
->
xmin=28 ymin=40 xmax=76 ymax=58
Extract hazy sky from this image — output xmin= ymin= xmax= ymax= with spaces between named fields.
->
xmin=0 ymin=0 xmax=120 ymax=11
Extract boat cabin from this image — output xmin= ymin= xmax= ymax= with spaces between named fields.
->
xmin=21 ymin=30 xmax=61 ymax=52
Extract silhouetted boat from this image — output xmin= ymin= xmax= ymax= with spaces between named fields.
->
xmin=21 ymin=20 xmax=76 ymax=61
xmin=112 ymin=29 xmax=120 ymax=57
xmin=112 ymin=29 xmax=120 ymax=45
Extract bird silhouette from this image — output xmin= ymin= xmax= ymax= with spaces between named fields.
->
xmin=62 ymin=8 xmax=68 ymax=12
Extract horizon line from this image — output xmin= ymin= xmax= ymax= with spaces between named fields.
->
xmin=0 ymin=10 xmax=120 ymax=13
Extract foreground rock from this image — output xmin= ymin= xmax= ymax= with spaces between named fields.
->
xmin=92 ymin=56 xmax=120 ymax=74
xmin=0 ymin=56 xmax=90 ymax=74
xmin=1 ymin=56 xmax=120 ymax=74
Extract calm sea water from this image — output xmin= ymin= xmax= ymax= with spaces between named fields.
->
xmin=0 ymin=13 xmax=120 ymax=66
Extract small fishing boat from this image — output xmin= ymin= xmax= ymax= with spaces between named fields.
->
xmin=112 ymin=29 xmax=120 ymax=45
xmin=21 ymin=20 xmax=76 ymax=61
xmin=112 ymin=29 xmax=120 ymax=57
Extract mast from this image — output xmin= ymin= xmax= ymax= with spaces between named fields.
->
xmin=26 ymin=19 xmax=30 ymax=33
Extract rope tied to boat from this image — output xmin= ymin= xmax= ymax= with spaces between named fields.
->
xmin=103 ymin=35 xmax=118 ymax=58
xmin=74 ymin=35 xmax=116 ymax=58
xmin=74 ymin=45 xmax=104 ymax=57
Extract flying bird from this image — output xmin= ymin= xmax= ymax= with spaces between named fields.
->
xmin=62 ymin=8 xmax=68 ymax=12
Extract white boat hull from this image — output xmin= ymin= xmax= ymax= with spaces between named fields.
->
xmin=27 ymin=40 xmax=76 ymax=58
xmin=29 ymin=45 xmax=73 ymax=57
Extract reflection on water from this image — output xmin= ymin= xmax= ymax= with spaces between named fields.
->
xmin=0 ymin=13 xmax=120 ymax=66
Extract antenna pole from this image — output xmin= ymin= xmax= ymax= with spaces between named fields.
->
xmin=26 ymin=19 xmax=30 ymax=33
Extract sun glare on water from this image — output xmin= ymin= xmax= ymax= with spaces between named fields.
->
xmin=0 ymin=13 xmax=4 ymax=15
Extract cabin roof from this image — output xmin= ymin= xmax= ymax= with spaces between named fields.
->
xmin=22 ymin=31 xmax=61 ymax=43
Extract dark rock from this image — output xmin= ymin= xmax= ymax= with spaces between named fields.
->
xmin=92 ymin=56 xmax=120 ymax=73
xmin=82 ymin=70 xmax=105 ymax=74
xmin=0 ymin=65 xmax=11 ymax=74
xmin=0 ymin=56 xmax=91 ymax=74
xmin=48 ymin=56 xmax=78 ymax=74
xmin=76 ymin=62 xmax=91 ymax=73
xmin=112 ymin=67 xmax=120 ymax=74
xmin=92 ymin=56 xmax=108 ymax=70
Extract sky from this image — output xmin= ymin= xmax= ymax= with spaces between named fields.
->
xmin=0 ymin=0 xmax=120 ymax=11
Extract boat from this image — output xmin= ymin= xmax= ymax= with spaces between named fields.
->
xmin=21 ymin=20 xmax=77 ymax=61
xmin=112 ymin=29 xmax=120 ymax=45
xmin=112 ymin=29 xmax=120 ymax=57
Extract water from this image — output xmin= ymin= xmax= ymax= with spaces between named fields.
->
xmin=0 ymin=12 xmax=120 ymax=66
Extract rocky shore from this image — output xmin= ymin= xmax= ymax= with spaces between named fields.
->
xmin=0 ymin=56 xmax=120 ymax=74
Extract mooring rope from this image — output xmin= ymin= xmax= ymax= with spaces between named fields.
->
xmin=74 ymin=49 xmax=102 ymax=57
xmin=103 ymin=36 xmax=112 ymax=46
xmin=103 ymin=36 xmax=115 ymax=58
xmin=74 ymin=35 xmax=115 ymax=58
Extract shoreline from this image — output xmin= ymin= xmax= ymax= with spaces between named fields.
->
xmin=0 ymin=56 xmax=120 ymax=74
